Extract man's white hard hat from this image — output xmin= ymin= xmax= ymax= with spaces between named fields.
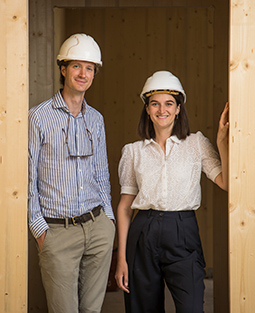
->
xmin=57 ymin=33 xmax=102 ymax=66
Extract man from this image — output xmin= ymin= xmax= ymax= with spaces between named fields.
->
xmin=28 ymin=33 xmax=115 ymax=313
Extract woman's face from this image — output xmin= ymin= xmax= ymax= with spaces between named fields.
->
xmin=146 ymin=93 xmax=180 ymax=134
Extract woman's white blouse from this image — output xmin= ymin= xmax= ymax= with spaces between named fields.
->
xmin=118 ymin=131 xmax=222 ymax=212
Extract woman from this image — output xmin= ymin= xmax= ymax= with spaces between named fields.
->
xmin=115 ymin=71 xmax=229 ymax=313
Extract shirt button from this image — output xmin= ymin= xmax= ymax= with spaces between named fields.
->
xmin=80 ymin=186 xmax=83 ymax=190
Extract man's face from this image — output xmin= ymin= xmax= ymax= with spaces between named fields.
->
xmin=61 ymin=60 xmax=95 ymax=95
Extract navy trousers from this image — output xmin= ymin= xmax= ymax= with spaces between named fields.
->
xmin=125 ymin=209 xmax=206 ymax=313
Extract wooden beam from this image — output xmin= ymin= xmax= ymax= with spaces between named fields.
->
xmin=229 ymin=0 xmax=255 ymax=312
xmin=0 ymin=0 xmax=28 ymax=312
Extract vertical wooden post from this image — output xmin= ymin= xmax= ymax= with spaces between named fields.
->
xmin=229 ymin=0 xmax=255 ymax=312
xmin=0 ymin=0 xmax=28 ymax=312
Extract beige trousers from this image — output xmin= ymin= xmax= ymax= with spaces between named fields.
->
xmin=38 ymin=211 xmax=115 ymax=313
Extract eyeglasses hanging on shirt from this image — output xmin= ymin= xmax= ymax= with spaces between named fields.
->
xmin=62 ymin=111 xmax=93 ymax=157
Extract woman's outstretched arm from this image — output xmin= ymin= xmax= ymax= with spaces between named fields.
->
xmin=215 ymin=102 xmax=229 ymax=191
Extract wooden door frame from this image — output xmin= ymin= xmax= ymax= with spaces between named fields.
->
xmin=2 ymin=0 xmax=255 ymax=312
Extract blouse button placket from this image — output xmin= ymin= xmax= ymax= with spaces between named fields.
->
xmin=162 ymin=159 xmax=167 ymax=205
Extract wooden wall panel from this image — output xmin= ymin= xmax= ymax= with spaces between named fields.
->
xmin=84 ymin=0 xmax=117 ymax=6
xmin=103 ymin=8 xmax=147 ymax=207
xmin=229 ymin=0 xmax=255 ymax=312
xmin=165 ymin=9 xmax=188 ymax=79
xmin=29 ymin=0 xmax=54 ymax=106
xmin=146 ymin=8 xmax=168 ymax=74
xmin=119 ymin=0 xmax=154 ymax=6
xmin=54 ymin=8 xmax=66 ymax=90
xmin=211 ymin=4 xmax=229 ymax=312
xmin=61 ymin=6 xmax=216 ymax=275
xmin=0 ymin=0 xmax=28 ymax=312
xmin=185 ymin=7 xmax=215 ymax=273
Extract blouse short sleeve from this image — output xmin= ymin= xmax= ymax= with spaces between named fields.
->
xmin=197 ymin=131 xmax=222 ymax=182
xmin=118 ymin=143 xmax=138 ymax=195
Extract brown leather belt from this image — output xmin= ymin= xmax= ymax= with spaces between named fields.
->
xmin=44 ymin=205 xmax=102 ymax=226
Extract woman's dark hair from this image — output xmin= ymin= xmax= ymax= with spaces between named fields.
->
xmin=138 ymin=93 xmax=190 ymax=140
xmin=57 ymin=60 xmax=99 ymax=86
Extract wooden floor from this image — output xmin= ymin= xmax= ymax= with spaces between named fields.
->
xmin=102 ymin=279 xmax=213 ymax=313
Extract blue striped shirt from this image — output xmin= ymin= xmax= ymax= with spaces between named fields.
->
xmin=28 ymin=90 xmax=114 ymax=238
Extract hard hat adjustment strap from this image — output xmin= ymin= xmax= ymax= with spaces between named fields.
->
xmin=144 ymin=89 xmax=180 ymax=98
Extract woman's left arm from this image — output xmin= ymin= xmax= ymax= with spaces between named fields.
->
xmin=215 ymin=102 xmax=229 ymax=191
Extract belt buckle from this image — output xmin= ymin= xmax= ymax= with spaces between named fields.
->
xmin=72 ymin=215 xmax=78 ymax=225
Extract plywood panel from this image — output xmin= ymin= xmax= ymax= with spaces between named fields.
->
xmin=212 ymin=4 xmax=229 ymax=311
xmin=119 ymin=0 xmax=154 ymax=6
xmin=63 ymin=8 xmax=106 ymax=115
xmin=0 ymin=0 xmax=28 ymax=312
xmin=229 ymin=0 xmax=255 ymax=312
xmin=146 ymin=8 xmax=168 ymax=73
xmin=54 ymin=8 xmax=66 ymax=90
xmin=185 ymin=6 xmax=215 ymax=273
xmin=165 ymin=8 xmax=188 ymax=78
xmin=113 ymin=8 xmax=147 ymax=144
xmin=29 ymin=0 xmax=54 ymax=107
xmin=54 ymin=0 xmax=86 ymax=7
xmin=102 ymin=8 xmax=136 ymax=209
xmin=63 ymin=7 xmax=215 ymax=272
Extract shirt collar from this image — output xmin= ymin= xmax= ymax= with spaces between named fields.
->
xmin=52 ymin=89 xmax=87 ymax=115
xmin=143 ymin=135 xmax=181 ymax=148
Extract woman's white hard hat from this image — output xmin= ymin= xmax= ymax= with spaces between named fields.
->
xmin=57 ymin=33 xmax=102 ymax=66
xmin=140 ymin=71 xmax=186 ymax=103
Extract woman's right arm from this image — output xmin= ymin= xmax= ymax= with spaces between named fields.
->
xmin=115 ymin=194 xmax=136 ymax=293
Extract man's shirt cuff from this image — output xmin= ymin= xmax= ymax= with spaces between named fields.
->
xmin=29 ymin=216 xmax=49 ymax=238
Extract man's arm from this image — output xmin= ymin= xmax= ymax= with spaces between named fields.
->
xmin=28 ymin=110 xmax=49 ymax=238
xmin=94 ymin=117 xmax=114 ymax=220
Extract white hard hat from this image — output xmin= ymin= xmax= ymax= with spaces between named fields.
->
xmin=140 ymin=71 xmax=186 ymax=103
xmin=57 ymin=33 xmax=102 ymax=66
